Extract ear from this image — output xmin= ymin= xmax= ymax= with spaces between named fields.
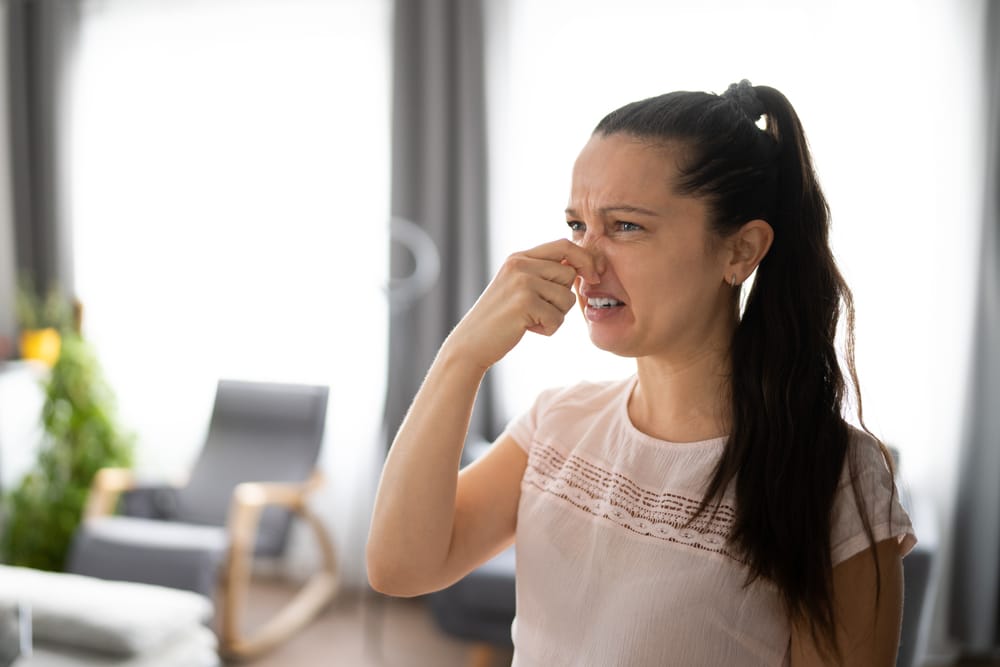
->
xmin=725 ymin=219 xmax=773 ymax=285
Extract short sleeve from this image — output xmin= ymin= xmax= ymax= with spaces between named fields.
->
xmin=829 ymin=429 xmax=917 ymax=566
xmin=499 ymin=386 xmax=565 ymax=454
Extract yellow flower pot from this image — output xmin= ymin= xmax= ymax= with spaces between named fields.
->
xmin=20 ymin=328 xmax=62 ymax=367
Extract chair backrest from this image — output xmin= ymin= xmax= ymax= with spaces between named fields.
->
xmin=175 ymin=380 xmax=329 ymax=555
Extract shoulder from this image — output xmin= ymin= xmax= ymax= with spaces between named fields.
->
xmin=829 ymin=424 xmax=916 ymax=564
xmin=835 ymin=425 xmax=898 ymax=514
xmin=502 ymin=376 xmax=633 ymax=454
xmin=841 ymin=424 xmax=895 ymax=487
xmin=530 ymin=376 xmax=632 ymax=415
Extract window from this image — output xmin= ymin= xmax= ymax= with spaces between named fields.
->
xmin=67 ymin=0 xmax=390 ymax=582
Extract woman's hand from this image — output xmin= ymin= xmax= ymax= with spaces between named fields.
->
xmin=444 ymin=239 xmax=600 ymax=370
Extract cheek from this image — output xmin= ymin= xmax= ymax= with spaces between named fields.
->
xmin=616 ymin=251 xmax=704 ymax=309
xmin=603 ymin=245 xmax=658 ymax=290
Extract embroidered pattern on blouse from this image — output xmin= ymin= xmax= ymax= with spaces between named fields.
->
xmin=524 ymin=441 xmax=743 ymax=562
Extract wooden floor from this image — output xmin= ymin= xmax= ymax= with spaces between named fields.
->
xmin=228 ymin=578 xmax=513 ymax=667
xmin=230 ymin=577 xmax=988 ymax=667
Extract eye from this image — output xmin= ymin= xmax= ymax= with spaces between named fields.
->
xmin=566 ymin=220 xmax=585 ymax=234
xmin=616 ymin=221 xmax=643 ymax=232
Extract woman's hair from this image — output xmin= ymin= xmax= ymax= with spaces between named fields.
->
xmin=594 ymin=81 xmax=893 ymax=658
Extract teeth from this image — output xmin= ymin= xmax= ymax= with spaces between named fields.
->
xmin=587 ymin=297 xmax=623 ymax=308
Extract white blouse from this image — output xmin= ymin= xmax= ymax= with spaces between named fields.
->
xmin=503 ymin=376 xmax=916 ymax=667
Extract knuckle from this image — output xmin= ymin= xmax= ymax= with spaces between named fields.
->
xmin=502 ymin=253 xmax=526 ymax=273
xmin=513 ymin=272 xmax=535 ymax=291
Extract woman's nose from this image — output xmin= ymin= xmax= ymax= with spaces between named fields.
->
xmin=581 ymin=233 xmax=608 ymax=277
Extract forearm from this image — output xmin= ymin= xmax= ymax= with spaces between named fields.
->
xmin=366 ymin=339 xmax=485 ymax=594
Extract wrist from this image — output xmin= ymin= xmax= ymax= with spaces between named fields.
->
xmin=437 ymin=336 xmax=493 ymax=378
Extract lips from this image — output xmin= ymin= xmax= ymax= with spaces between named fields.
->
xmin=580 ymin=288 xmax=627 ymax=324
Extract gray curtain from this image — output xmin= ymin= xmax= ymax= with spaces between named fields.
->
xmin=6 ymin=0 xmax=80 ymax=299
xmin=384 ymin=0 xmax=496 ymax=451
xmin=948 ymin=0 xmax=1000 ymax=654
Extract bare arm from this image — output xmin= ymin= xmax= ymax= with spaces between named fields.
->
xmin=366 ymin=239 xmax=598 ymax=597
xmin=790 ymin=538 xmax=904 ymax=666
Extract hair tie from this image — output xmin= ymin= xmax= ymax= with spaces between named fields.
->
xmin=723 ymin=79 xmax=765 ymax=122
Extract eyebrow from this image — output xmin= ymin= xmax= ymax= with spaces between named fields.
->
xmin=565 ymin=204 xmax=660 ymax=217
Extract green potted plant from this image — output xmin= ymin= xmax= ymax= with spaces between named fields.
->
xmin=0 ymin=293 xmax=134 ymax=571
xmin=14 ymin=278 xmax=73 ymax=368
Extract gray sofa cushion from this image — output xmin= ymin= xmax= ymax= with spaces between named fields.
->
xmin=25 ymin=625 xmax=218 ymax=667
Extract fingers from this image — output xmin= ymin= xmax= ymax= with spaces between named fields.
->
xmin=524 ymin=299 xmax=568 ymax=337
xmin=493 ymin=268 xmax=576 ymax=337
xmin=498 ymin=270 xmax=575 ymax=323
xmin=522 ymin=239 xmax=601 ymax=285
xmin=500 ymin=255 xmax=577 ymax=288
xmin=514 ymin=274 xmax=577 ymax=337
xmin=531 ymin=274 xmax=578 ymax=313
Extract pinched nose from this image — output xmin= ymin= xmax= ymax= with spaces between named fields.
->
xmin=578 ymin=235 xmax=609 ymax=278
xmin=592 ymin=251 xmax=608 ymax=277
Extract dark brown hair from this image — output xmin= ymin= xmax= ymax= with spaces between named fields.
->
xmin=594 ymin=83 xmax=893 ymax=658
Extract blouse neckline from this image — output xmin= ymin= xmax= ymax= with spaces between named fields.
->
xmin=618 ymin=374 xmax=730 ymax=450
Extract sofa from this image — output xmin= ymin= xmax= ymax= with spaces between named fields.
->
xmin=0 ymin=565 xmax=218 ymax=666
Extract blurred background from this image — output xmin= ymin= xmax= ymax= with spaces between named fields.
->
xmin=0 ymin=0 xmax=994 ymax=665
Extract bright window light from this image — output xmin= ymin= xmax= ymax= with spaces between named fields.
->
xmin=67 ymin=0 xmax=390 ymax=583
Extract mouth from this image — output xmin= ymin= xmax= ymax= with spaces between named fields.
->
xmin=586 ymin=297 xmax=625 ymax=309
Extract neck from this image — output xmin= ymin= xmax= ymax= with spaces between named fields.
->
xmin=630 ymin=342 xmax=732 ymax=444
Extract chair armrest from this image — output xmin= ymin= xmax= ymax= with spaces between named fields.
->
xmin=234 ymin=473 xmax=323 ymax=510
xmin=219 ymin=471 xmax=338 ymax=658
xmin=226 ymin=473 xmax=324 ymax=552
xmin=84 ymin=468 xmax=136 ymax=519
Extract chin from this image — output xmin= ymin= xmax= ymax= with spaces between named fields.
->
xmin=587 ymin=331 xmax=641 ymax=358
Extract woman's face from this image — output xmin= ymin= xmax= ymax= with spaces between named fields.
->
xmin=567 ymin=132 xmax=735 ymax=361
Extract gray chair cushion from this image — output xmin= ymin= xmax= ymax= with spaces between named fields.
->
xmin=898 ymin=545 xmax=932 ymax=667
xmin=68 ymin=517 xmax=227 ymax=599
xmin=897 ymin=484 xmax=937 ymax=667
xmin=119 ymin=485 xmax=179 ymax=521
xmin=429 ymin=547 xmax=516 ymax=646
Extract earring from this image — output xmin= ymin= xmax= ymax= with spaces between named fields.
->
xmin=729 ymin=273 xmax=738 ymax=287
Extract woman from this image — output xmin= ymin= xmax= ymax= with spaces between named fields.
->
xmin=367 ymin=80 xmax=916 ymax=666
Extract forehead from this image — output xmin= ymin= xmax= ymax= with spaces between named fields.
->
xmin=569 ymin=133 xmax=681 ymax=208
